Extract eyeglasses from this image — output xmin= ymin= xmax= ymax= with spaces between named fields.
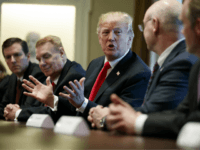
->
xmin=138 ymin=24 xmax=144 ymax=32
xmin=138 ymin=18 xmax=152 ymax=32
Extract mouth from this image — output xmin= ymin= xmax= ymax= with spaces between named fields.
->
xmin=108 ymin=44 xmax=115 ymax=49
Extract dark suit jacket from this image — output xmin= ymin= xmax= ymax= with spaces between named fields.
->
xmin=0 ymin=62 xmax=46 ymax=119
xmin=142 ymin=59 xmax=200 ymax=139
xmin=57 ymin=50 xmax=151 ymax=120
xmin=136 ymin=41 xmax=198 ymax=113
xmin=17 ymin=60 xmax=86 ymax=122
xmin=0 ymin=75 xmax=10 ymax=101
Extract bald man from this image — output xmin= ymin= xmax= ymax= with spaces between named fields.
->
xmin=106 ymin=0 xmax=200 ymax=138
xmin=89 ymin=0 xmax=198 ymax=129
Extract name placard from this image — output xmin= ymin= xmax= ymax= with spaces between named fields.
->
xmin=26 ymin=114 xmax=54 ymax=129
xmin=54 ymin=116 xmax=90 ymax=136
xmin=177 ymin=122 xmax=200 ymax=149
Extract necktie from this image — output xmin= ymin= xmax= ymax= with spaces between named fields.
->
xmin=143 ymin=62 xmax=159 ymax=102
xmin=89 ymin=62 xmax=111 ymax=101
xmin=15 ymin=80 xmax=22 ymax=104
xmin=52 ymin=82 xmax=56 ymax=92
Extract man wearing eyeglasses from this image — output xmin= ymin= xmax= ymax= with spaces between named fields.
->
xmin=88 ymin=0 xmax=198 ymax=129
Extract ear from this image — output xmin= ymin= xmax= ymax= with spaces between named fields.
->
xmin=98 ymin=34 xmax=102 ymax=45
xmin=26 ymin=52 xmax=30 ymax=61
xmin=195 ymin=18 xmax=200 ymax=36
xmin=152 ymin=17 xmax=159 ymax=34
xmin=59 ymin=47 xmax=65 ymax=56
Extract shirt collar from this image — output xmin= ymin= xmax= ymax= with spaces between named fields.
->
xmin=104 ymin=49 xmax=130 ymax=69
xmin=17 ymin=76 xmax=24 ymax=82
xmin=52 ymin=76 xmax=60 ymax=84
xmin=157 ymin=38 xmax=185 ymax=67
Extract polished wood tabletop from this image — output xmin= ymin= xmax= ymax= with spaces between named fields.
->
xmin=0 ymin=120 xmax=178 ymax=149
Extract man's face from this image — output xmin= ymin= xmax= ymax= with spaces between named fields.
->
xmin=180 ymin=0 xmax=199 ymax=54
xmin=36 ymin=42 xmax=65 ymax=80
xmin=3 ymin=43 xmax=30 ymax=77
xmin=98 ymin=20 xmax=131 ymax=61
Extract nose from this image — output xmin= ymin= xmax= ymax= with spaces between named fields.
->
xmin=39 ymin=58 xmax=46 ymax=66
xmin=10 ymin=55 xmax=16 ymax=63
xmin=108 ymin=31 xmax=115 ymax=41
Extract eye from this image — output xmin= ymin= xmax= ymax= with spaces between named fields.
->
xmin=43 ymin=54 xmax=51 ymax=59
xmin=5 ymin=55 xmax=11 ymax=59
xmin=14 ymin=53 xmax=22 ymax=57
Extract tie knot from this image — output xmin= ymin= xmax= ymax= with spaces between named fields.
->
xmin=104 ymin=62 xmax=111 ymax=70
xmin=52 ymin=82 xmax=55 ymax=87
xmin=17 ymin=80 xmax=22 ymax=87
xmin=153 ymin=62 xmax=159 ymax=72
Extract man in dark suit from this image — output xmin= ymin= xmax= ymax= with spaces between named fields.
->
xmin=106 ymin=0 xmax=200 ymax=138
xmin=0 ymin=38 xmax=46 ymax=120
xmin=5 ymin=35 xmax=86 ymax=122
xmin=88 ymin=0 xmax=197 ymax=129
xmin=58 ymin=12 xmax=151 ymax=123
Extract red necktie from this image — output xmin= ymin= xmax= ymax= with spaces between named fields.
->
xmin=15 ymin=80 xmax=22 ymax=104
xmin=52 ymin=82 xmax=56 ymax=92
xmin=89 ymin=62 xmax=111 ymax=101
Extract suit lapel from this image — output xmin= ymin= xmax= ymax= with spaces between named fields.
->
xmin=93 ymin=50 xmax=134 ymax=102
xmin=84 ymin=57 xmax=104 ymax=97
xmin=145 ymin=40 xmax=186 ymax=99
xmin=54 ymin=60 xmax=71 ymax=94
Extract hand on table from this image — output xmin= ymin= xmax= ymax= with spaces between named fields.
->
xmin=22 ymin=75 xmax=54 ymax=107
xmin=88 ymin=105 xmax=109 ymax=129
xmin=4 ymin=104 xmax=20 ymax=121
xmin=106 ymin=94 xmax=142 ymax=135
xmin=59 ymin=77 xmax=85 ymax=108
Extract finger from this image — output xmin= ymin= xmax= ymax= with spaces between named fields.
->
xmin=46 ymin=76 xmax=51 ymax=86
xmin=110 ymin=94 xmax=127 ymax=106
xmin=106 ymin=114 xmax=122 ymax=127
xmin=96 ymin=105 xmax=103 ymax=109
xmin=87 ymin=115 xmax=93 ymax=123
xmin=69 ymin=81 xmax=79 ymax=94
xmin=79 ymin=77 xmax=86 ymax=88
xmin=22 ymin=79 xmax=35 ymax=89
xmin=59 ymin=92 xmax=72 ymax=100
xmin=22 ymin=83 xmax=33 ymax=93
xmin=108 ymin=121 xmax=125 ymax=132
xmin=23 ymin=91 xmax=36 ymax=99
xmin=89 ymin=107 xmax=95 ymax=115
xmin=29 ymin=75 xmax=41 ymax=85
xmin=6 ymin=104 xmax=13 ymax=110
xmin=14 ymin=104 xmax=20 ymax=108
xmin=91 ymin=123 xmax=96 ymax=128
xmin=74 ymin=80 xmax=82 ymax=90
xmin=63 ymin=86 xmax=76 ymax=97
xmin=4 ymin=110 xmax=8 ymax=117
xmin=108 ymin=104 xmax=124 ymax=115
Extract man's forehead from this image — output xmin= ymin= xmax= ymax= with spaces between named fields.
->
xmin=101 ymin=21 xmax=127 ymax=29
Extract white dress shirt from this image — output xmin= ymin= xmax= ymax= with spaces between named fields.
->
xmin=134 ymin=38 xmax=185 ymax=135
xmin=15 ymin=76 xmax=60 ymax=120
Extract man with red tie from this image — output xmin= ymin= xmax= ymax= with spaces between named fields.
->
xmin=4 ymin=35 xmax=85 ymax=121
xmin=105 ymin=0 xmax=200 ymax=138
xmin=0 ymin=38 xmax=46 ymax=120
xmin=57 ymin=12 xmax=151 ymax=123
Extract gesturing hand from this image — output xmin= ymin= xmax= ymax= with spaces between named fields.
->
xmin=59 ymin=77 xmax=85 ymax=108
xmin=106 ymin=94 xmax=142 ymax=135
xmin=22 ymin=75 xmax=54 ymax=107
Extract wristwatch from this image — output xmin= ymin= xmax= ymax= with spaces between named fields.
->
xmin=99 ymin=116 xmax=106 ymax=128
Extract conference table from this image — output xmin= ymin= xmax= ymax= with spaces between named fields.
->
xmin=0 ymin=120 xmax=178 ymax=149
